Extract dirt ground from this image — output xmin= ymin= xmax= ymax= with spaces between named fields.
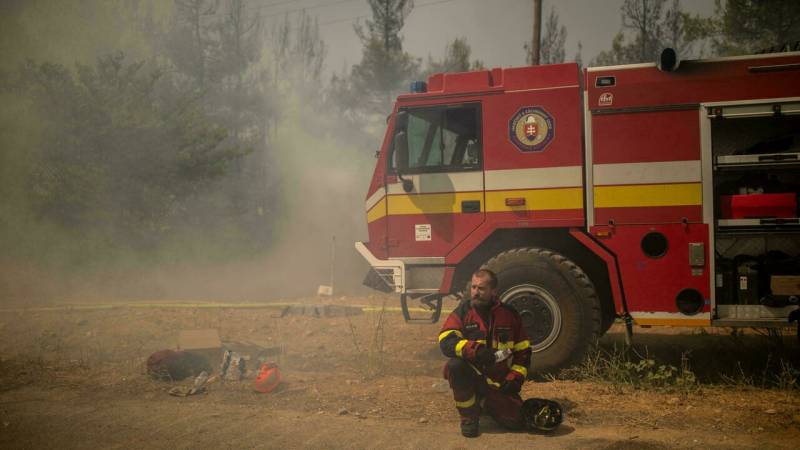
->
xmin=1 ymin=295 xmax=799 ymax=449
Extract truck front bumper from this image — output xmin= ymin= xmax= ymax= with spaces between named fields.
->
xmin=355 ymin=242 xmax=406 ymax=293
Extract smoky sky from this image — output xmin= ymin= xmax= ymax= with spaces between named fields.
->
xmin=0 ymin=0 xmax=720 ymax=302
xmin=258 ymin=0 xmax=717 ymax=79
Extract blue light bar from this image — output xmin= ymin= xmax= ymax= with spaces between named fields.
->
xmin=409 ymin=81 xmax=427 ymax=93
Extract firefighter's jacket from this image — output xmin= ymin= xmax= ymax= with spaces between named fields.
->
xmin=439 ymin=299 xmax=532 ymax=386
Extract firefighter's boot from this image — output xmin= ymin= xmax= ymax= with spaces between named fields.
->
xmin=460 ymin=417 xmax=479 ymax=438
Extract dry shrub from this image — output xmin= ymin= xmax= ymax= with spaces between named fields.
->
xmin=562 ymin=326 xmax=799 ymax=392
xmin=561 ymin=344 xmax=697 ymax=392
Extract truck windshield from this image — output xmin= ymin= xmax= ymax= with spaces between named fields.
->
xmin=392 ymin=103 xmax=481 ymax=173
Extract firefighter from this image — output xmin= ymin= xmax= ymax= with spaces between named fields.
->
xmin=438 ymin=268 xmax=532 ymax=437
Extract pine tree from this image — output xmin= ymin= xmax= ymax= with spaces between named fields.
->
xmin=349 ymin=0 xmax=419 ymax=114
xmin=273 ymin=10 xmax=327 ymax=93
xmin=424 ymin=37 xmax=484 ymax=76
xmin=705 ymin=0 xmax=800 ymax=55
xmin=526 ymin=6 xmax=567 ymax=65
xmin=592 ymin=0 xmax=701 ymax=66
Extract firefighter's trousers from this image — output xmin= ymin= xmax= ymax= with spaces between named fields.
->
xmin=443 ymin=358 xmax=525 ymax=429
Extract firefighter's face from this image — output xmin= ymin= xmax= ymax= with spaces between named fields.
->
xmin=470 ymin=274 xmax=496 ymax=308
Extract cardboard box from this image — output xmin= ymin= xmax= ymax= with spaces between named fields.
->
xmin=771 ymin=275 xmax=800 ymax=296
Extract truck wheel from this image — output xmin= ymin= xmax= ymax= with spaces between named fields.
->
xmin=484 ymin=248 xmax=601 ymax=375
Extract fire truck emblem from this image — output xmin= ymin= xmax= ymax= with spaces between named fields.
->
xmin=599 ymin=92 xmax=613 ymax=106
xmin=509 ymin=107 xmax=554 ymax=152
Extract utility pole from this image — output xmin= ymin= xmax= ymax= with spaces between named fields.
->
xmin=531 ymin=0 xmax=542 ymax=65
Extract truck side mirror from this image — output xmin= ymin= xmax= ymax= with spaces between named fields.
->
xmin=394 ymin=131 xmax=409 ymax=171
xmin=392 ymin=131 xmax=414 ymax=192
xmin=395 ymin=110 xmax=408 ymax=131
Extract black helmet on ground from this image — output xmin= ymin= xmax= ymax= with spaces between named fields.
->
xmin=522 ymin=398 xmax=564 ymax=432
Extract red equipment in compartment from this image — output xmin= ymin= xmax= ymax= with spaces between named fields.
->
xmin=719 ymin=193 xmax=797 ymax=219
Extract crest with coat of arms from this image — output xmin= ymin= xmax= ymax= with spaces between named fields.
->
xmin=509 ymin=106 xmax=554 ymax=152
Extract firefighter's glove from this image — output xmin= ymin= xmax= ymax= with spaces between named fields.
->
xmin=499 ymin=378 xmax=523 ymax=395
xmin=500 ymin=372 xmax=524 ymax=395
xmin=474 ymin=346 xmax=495 ymax=369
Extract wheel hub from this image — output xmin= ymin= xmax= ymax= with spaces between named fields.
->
xmin=501 ymin=284 xmax=562 ymax=352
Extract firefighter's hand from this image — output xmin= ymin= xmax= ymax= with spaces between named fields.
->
xmin=474 ymin=346 xmax=495 ymax=368
xmin=500 ymin=371 xmax=524 ymax=394
xmin=499 ymin=378 xmax=522 ymax=395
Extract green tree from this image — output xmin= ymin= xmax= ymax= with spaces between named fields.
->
xmin=622 ymin=0 xmax=667 ymax=62
xmin=273 ymin=10 xmax=327 ymax=95
xmin=424 ymin=37 xmax=484 ymax=76
xmin=19 ymin=53 xmax=246 ymax=249
xmin=162 ymin=0 xmax=279 ymax=249
xmin=701 ymin=0 xmax=800 ymax=56
xmin=592 ymin=0 xmax=700 ymax=66
xmin=526 ymin=6 xmax=567 ymax=65
xmin=0 ymin=0 xmax=169 ymax=72
xmin=349 ymin=0 xmax=419 ymax=114
xmin=169 ymin=0 xmax=219 ymax=90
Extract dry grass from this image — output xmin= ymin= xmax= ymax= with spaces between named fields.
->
xmin=344 ymin=298 xmax=388 ymax=377
xmin=561 ymin=325 xmax=799 ymax=392
xmin=560 ymin=344 xmax=698 ymax=393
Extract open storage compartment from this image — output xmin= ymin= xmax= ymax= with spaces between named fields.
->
xmin=710 ymin=101 xmax=800 ymax=323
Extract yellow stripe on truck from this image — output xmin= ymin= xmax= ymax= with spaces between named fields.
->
xmin=386 ymin=191 xmax=483 ymax=215
xmin=371 ymin=182 xmax=696 ymax=222
xmin=485 ymin=187 xmax=583 ymax=212
xmin=366 ymin=197 xmax=386 ymax=223
xmin=633 ymin=318 xmax=711 ymax=327
xmin=594 ymin=183 xmax=701 ymax=208
xmin=372 ymin=187 xmax=583 ymax=222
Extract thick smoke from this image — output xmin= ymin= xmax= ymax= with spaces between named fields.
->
xmin=0 ymin=1 xmax=379 ymax=304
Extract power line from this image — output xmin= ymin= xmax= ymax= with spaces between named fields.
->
xmin=253 ymin=0 xmax=303 ymax=9
xmin=262 ymin=0 xmax=362 ymax=19
xmin=208 ymin=0 xmax=465 ymax=28
xmin=412 ymin=0 xmax=463 ymax=12
xmin=318 ymin=0 xmax=463 ymax=27
xmin=318 ymin=15 xmax=365 ymax=26
xmin=207 ymin=0 xmax=358 ymax=18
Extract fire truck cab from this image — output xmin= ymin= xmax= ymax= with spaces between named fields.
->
xmin=356 ymin=50 xmax=800 ymax=374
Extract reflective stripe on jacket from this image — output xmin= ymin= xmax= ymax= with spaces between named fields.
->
xmin=439 ymin=299 xmax=532 ymax=383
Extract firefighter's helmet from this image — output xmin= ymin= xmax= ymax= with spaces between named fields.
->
xmin=254 ymin=362 xmax=281 ymax=393
xmin=522 ymin=398 xmax=563 ymax=432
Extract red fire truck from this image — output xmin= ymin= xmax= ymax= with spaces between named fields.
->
xmin=356 ymin=49 xmax=800 ymax=374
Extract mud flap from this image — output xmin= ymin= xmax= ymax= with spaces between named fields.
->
xmin=789 ymin=309 xmax=800 ymax=343
xmin=362 ymin=268 xmax=393 ymax=293
xmin=401 ymin=293 xmax=443 ymax=324
xmin=623 ymin=313 xmax=635 ymax=347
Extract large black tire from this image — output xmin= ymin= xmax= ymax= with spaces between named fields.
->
xmin=483 ymin=247 xmax=601 ymax=376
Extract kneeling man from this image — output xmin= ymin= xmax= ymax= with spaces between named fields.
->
xmin=438 ymin=268 xmax=531 ymax=437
